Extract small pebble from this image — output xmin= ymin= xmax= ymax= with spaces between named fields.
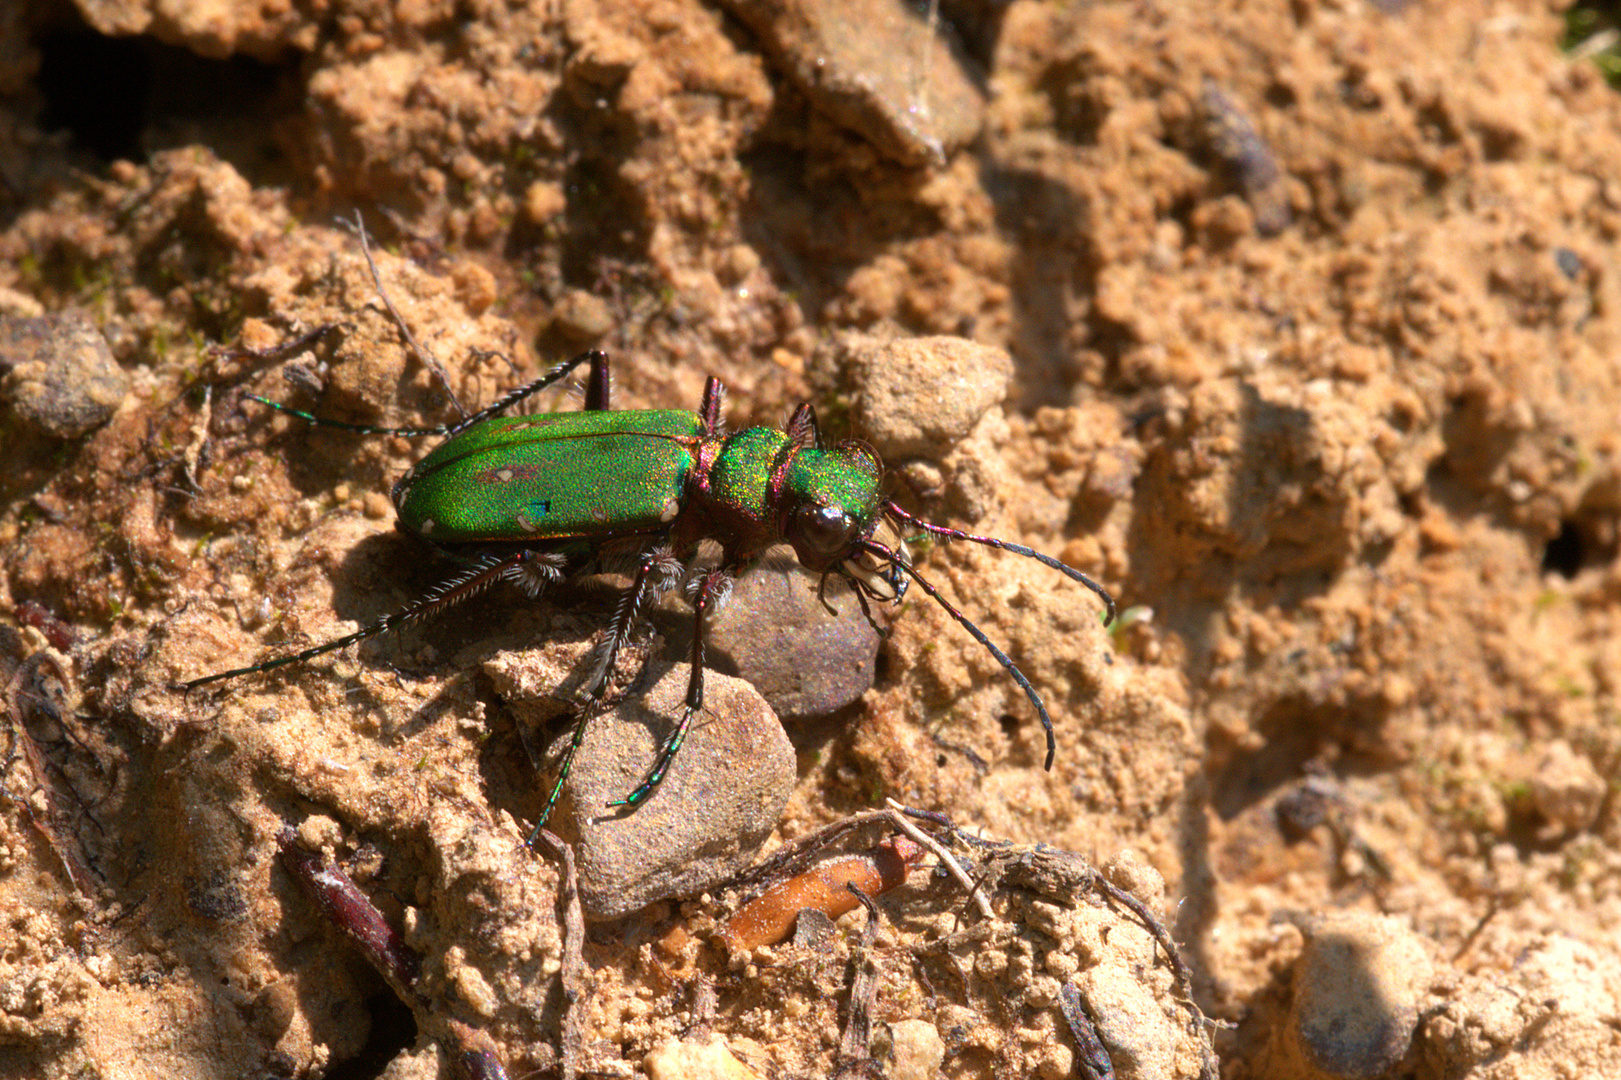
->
xmin=549 ymin=289 xmax=614 ymax=343
xmin=1101 ymin=849 xmax=1166 ymax=914
xmin=1529 ymin=739 xmax=1605 ymax=833
xmin=251 ymin=979 xmax=298 ymax=1040
xmin=885 ymin=1018 xmax=945 ymax=1080
xmin=839 ymin=333 xmax=1012 ymax=460
xmin=524 ymin=180 xmax=567 ymax=224
xmin=1287 ymin=911 xmax=1430 ymax=1078
xmin=644 ymin=1035 xmax=762 ymax=1080
xmin=1554 ymin=247 xmax=1583 ymax=280
xmin=0 ymin=310 xmax=129 ymax=438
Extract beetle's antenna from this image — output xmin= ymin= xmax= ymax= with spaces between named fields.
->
xmin=243 ymin=352 xmax=610 ymax=441
xmin=858 ymin=538 xmax=1058 ymax=769
xmin=244 ymin=395 xmax=458 ymax=438
xmin=179 ymin=551 xmax=544 ymax=690
xmin=883 ymin=503 xmax=1116 ymax=625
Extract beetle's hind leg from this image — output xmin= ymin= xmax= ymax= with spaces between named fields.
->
xmin=180 ymin=550 xmax=548 ymax=690
xmin=438 ymin=350 xmax=610 ymax=439
xmin=237 ymin=347 xmax=610 ymax=443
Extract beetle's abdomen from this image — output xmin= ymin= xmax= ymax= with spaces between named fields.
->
xmin=395 ymin=410 xmax=702 ymax=542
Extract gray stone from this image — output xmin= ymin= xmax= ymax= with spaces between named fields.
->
xmin=484 ymin=646 xmax=794 ymax=919
xmin=652 ymin=556 xmax=882 ymax=720
xmin=0 ymin=310 xmax=129 ymax=438
xmin=717 ymin=0 xmax=983 ymax=166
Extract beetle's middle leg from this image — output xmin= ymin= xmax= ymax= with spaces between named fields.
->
xmin=609 ymin=565 xmax=733 ymax=810
xmin=532 ymin=538 xmax=681 ymax=834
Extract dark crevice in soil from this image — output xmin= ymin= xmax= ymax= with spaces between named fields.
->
xmin=34 ymin=20 xmax=301 ymax=184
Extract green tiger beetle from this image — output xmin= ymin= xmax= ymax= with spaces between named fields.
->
xmin=183 ymin=349 xmax=1116 ymax=830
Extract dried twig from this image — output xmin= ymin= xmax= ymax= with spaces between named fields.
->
xmin=884 ymin=799 xmax=993 ymax=919
xmin=344 ymin=211 xmax=466 ymax=419
xmin=532 ymin=828 xmax=588 ymax=1080
xmin=1060 ymin=981 xmax=1117 ymax=1080
xmin=3 ymin=651 xmax=94 ymax=894
xmin=832 ymin=885 xmax=883 ymax=1078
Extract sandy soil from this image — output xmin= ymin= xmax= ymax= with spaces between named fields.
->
xmin=3 ymin=0 xmax=1621 ymax=1077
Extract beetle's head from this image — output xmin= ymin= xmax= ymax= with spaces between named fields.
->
xmin=776 ymin=440 xmax=904 ymax=597
xmin=769 ymin=412 xmax=1117 ymax=775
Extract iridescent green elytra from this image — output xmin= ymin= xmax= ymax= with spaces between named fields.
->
xmin=397 ymin=410 xmax=702 ymax=541
xmin=184 ymin=350 xmax=1115 ymax=830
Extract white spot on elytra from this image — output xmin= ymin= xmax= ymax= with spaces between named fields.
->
xmin=497 ymin=468 xmax=514 ymax=482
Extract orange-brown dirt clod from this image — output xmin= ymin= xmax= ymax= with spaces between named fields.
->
xmin=719 ymin=834 xmax=926 ymax=950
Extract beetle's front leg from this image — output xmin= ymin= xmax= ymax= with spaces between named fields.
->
xmin=610 ymin=565 xmax=734 ymax=810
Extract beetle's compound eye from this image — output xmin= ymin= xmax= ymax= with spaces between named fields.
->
xmin=795 ymin=503 xmax=858 ymax=557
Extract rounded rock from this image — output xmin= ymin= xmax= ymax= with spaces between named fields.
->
xmin=653 ymin=557 xmax=881 ymax=720
xmin=1288 ymin=911 xmax=1430 ymax=1079
xmin=0 ymin=310 xmax=129 ymax=438
xmin=845 ymin=334 xmax=1013 ymax=460
xmin=1528 ymin=739 xmax=1605 ymax=833
xmin=550 ymin=289 xmax=614 ymax=343
xmin=487 ymin=647 xmax=795 ymax=919
xmin=1102 ymin=849 xmax=1166 ymax=913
